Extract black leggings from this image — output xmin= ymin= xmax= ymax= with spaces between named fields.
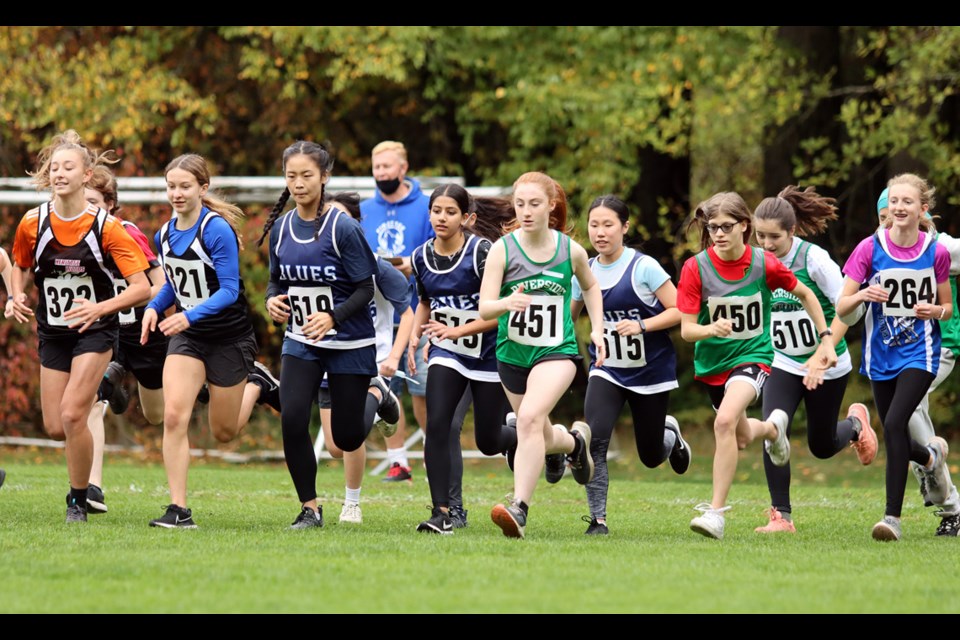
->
xmin=448 ymin=388 xmax=471 ymax=508
xmin=760 ymin=369 xmax=856 ymax=513
xmin=424 ymin=365 xmax=515 ymax=508
xmin=871 ymin=369 xmax=936 ymax=517
xmin=280 ymin=355 xmax=372 ymax=504
xmin=583 ymin=376 xmax=671 ymax=520
xmin=584 ymin=376 xmax=670 ymax=466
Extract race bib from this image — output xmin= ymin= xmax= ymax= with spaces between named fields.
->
xmin=878 ymin=268 xmax=936 ymax=318
xmin=287 ymin=285 xmax=337 ymax=337
xmin=602 ymin=320 xmax=646 ymax=368
xmin=430 ymin=307 xmax=482 ymax=358
xmin=507 ymin=295 xmax=564 ymax=347
xmin=771 ymin=309 xmax=818 ymax=356
xmin=708 ymin=292 xmax=764 ymax=340
xmin=163 ymin=257 xmax=210 ymax=310
xmin=114 ymin=281 xmax=136 ymax=326
xmin=43 ymin=275 xmax=96 ymax=328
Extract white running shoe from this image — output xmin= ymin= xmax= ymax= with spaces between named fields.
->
xmin=764 ymin=409 xmax=791 ymax=467
xmin=690 ymin=503 xmax=731 ymax=540
xmin=339 ymin=503 xmax=362 ymax=524
xmin=871 ymin=515 xmax=901 ymax=542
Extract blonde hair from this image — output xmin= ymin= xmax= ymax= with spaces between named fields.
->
xmin=29 ymin=129 xmax=117 ymax=191
xmin=884 ymin=173 xmax=936 ymax=233
xmin=165 ymin=154 xmax=246 ymax=249
xmin=371 ymin=140 xmax=408 ymax=162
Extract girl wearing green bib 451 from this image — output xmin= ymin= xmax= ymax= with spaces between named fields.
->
xmin=676 ymin=192 xmax=837 ymax=540
xmin=479 ymin=172 xmax=606 ymax=539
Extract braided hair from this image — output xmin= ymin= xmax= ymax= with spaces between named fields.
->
xmin=258 ymin=141 xmax=335 ymax=247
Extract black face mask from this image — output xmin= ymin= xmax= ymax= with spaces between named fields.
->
xmin=376 ymin=177 xmax=402 ymax=195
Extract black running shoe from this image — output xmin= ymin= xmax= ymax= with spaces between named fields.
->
xmin=196 ymin=384 xmax=210 ymax=405
xmin=249 ymin=361 xmax=281 ymax=412
xmin=491 ymin=500 xmax=526 ymax=539
xmin=66 ymin=500 xmax=87 ymax=523
xmin=65 ymin=489 xmax=103 ymax=514
xmin=149 ymin=504 xmax=198 ymax=529
xmin=101 ymin=361 xmax=129 ymax=415
xmin=417 ymin=507 xmax=454 ymax=535
xmin=506 ymin=446 xmax=518 ymax=472
xmin=369 ymin=375 xmax=400 ymax=438
xmin=290 ymin=506 xmax=323 ymax=529
xmin=545 ymin=449 xmax=566 ymax=484
xmin=85 ymin=484 xmax=107 ymax=514
xmin=936 ymin=512 xmax=960 ymax=537
xmin=0 ymin=468 xmax=5 ymax=489
xmin=449 ymin=505 xmax=468 ymax=529
xmin=545 ymin=423 xmax=569 ymax=483
xmin=504 ymin=412 xmax=518 ymax=472
xmin=582 ymin=515 xmax=609 ymax=535
xmin=568 ymin=421 xmax=594 ymax=485
xmin=664 ymin=415 xmax=691 ymax=475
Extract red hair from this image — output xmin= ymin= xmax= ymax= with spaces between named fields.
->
xmin=512 ymin=172 xmax=570 ymax=233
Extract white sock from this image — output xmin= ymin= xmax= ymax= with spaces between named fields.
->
xmin=345 ymin=487 xmax=361 ymax=505
xmin=662 ymin=428 xmax=678 ymax=451
xmin=387 ymin=448 xmax=409 ymax=467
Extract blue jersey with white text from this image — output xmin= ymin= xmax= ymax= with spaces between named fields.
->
xmin=862 ymin=231 xmax=941 ymax=380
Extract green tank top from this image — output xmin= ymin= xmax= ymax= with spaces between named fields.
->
xmin=771 ymin=239 xmax=847 ymax=364
xmin=497 ymin=230 xmax=578 ymax=368
xmin=941 ymin=277 xmax=960 ymax=356
xmin=694 ymin=247 xmax=773 ymax=378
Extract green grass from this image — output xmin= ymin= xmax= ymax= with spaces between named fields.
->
xmin=1 ymin=433 xmax=959 ymax=613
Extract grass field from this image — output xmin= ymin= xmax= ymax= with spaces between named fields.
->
xmin=1 ymin=430 xmax=959 ymax=613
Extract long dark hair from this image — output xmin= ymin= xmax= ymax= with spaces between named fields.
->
xmin=429 ymin=183 xmax=516 ymax=242
xmin=258 ymin=141 xmax=335 ymax=247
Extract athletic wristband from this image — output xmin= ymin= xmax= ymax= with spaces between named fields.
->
xmin=818 ymin=328 xmax=833 ymax=339
xmin=940 ymin=306 xmax=947 ymax=320
xmin=639 ymin=318 xmax=647 ymax=334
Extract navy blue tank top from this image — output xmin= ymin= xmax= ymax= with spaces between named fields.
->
xmin=412 ymin=234 xmax=497 ymax=381
xmin=274 ymin=207 xmax=375 ymax=350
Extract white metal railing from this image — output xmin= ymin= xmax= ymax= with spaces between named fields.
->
xmin=0 ymin=176 xmax=509 ymax=205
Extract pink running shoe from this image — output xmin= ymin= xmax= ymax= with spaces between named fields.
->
xmin=848 ymin=403 xmax=878 ymax=465
xmin=754 ymin=508 xmax=796 ymax=533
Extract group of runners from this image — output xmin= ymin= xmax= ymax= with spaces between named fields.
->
xmin=2 ymin=130 xmax=956 ymax=542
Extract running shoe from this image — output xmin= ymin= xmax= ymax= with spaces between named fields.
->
xmin=754 ymin=507 xmax=796 ymax=533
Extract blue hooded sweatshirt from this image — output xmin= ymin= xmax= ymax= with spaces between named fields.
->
xmin=360 ymin=177 xmax=434 ymax=318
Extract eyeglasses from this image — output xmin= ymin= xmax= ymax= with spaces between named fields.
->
xmin=706 ymin=222 xmax=738 ymax=235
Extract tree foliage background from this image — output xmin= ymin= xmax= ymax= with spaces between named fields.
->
xmin=2 ymin=26 xmax=960 ymax=439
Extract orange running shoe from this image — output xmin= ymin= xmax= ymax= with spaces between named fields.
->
xmin=754 ymin=507 xmax=796 ymax=533
xmin=848 ymin=403 xmax=877 ymax=465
